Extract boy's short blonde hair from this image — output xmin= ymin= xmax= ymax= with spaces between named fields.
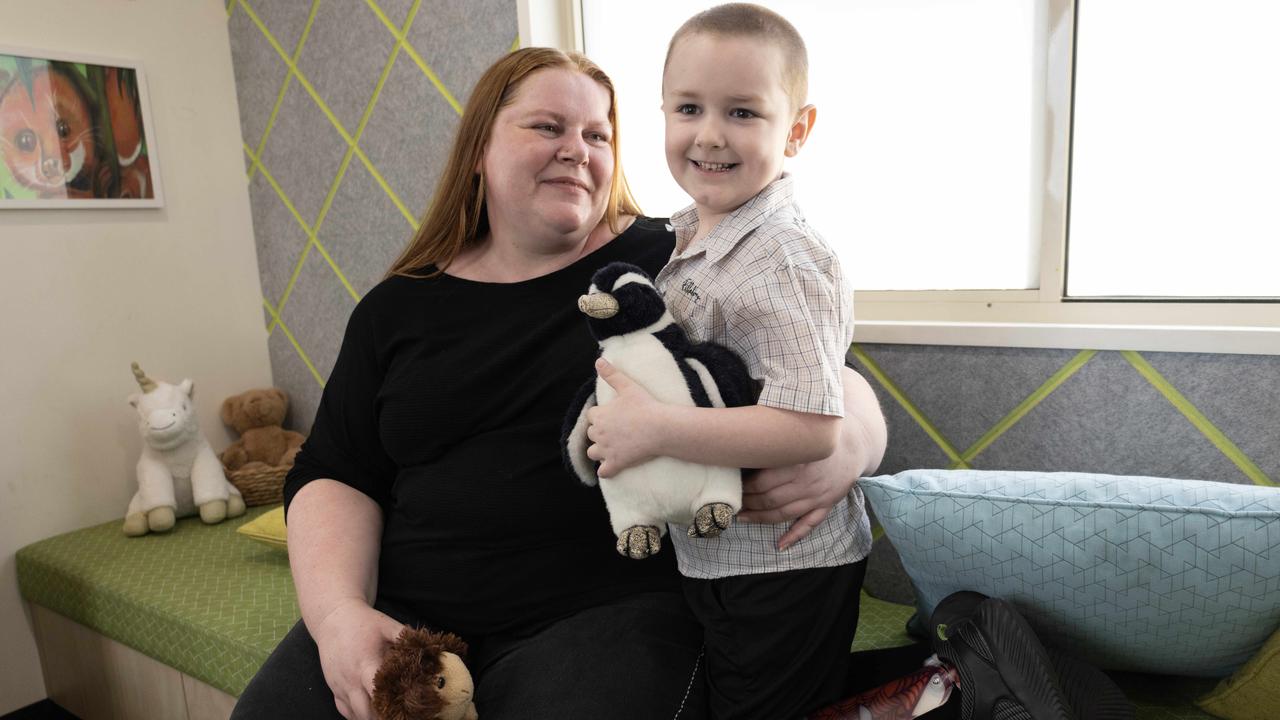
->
xmin=664 ymin=3 xmax=808 ymax=113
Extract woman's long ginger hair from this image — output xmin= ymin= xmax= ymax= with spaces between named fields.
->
xmin=385 ymin=47 xmax=642 ymax=279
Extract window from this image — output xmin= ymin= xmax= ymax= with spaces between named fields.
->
xmin=519 ymin=0 xmax=1279 ymax=354
xmin=1068 ymin=1 xmax=1280 ymax=299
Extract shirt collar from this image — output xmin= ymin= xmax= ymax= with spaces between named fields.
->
xmin=670 ymin=174 xmax=796 ymax=263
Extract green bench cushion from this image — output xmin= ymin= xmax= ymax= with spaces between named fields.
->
xmin=16 ymin=505 xmax=298 ymax=696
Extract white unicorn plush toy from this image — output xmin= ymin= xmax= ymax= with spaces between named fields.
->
xmin=123 ymin=362 xmax=246 ymax=536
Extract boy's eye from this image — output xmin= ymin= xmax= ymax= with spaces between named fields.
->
xmin=676 ymin=104 xmax=700 ymax=115
xmin=729 ymin=108 xmax=757 ymax=120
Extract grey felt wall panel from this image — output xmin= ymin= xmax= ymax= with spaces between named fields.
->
xmin=257 ymin=81 xmax=348 ymax=224
xmin=314 ymin=159 xmax=417 ymax=297
xmin=277 ymin=246 xmax=356 ymax=386
xmin=247 ymin=171 xmax=309 ymax=304
xmin=296 ymin=0 xmax=397 ymax=133
xmin=269 ymin=328 xmax=321 ymax=441
xmin=1142 ymin=351 xmax=1280 ymax=481
xmin=359 ymin=52 xmax=462 ymax=217
xmin=860 ymin=344 xmax=1083 ymax=453
xmin=377 ymin=0 xmax=416 ymax=28
xmin=247 ymin=0 xmax=315 ymax=53
xmin=406 ymin=0 xmax=518 ymax=107
xmin=227 ymin=10 xmax=289 ymax=146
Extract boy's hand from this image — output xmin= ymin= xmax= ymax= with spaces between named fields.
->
xmin=586 ymin=358 xmax=665 ymax=478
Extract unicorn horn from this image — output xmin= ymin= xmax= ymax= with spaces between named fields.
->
xmin=131 ymin=362 xmax=157 ymax=393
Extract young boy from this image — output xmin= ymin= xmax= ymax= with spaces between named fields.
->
xmin=589 ymin=4 xmax=871 ymax=718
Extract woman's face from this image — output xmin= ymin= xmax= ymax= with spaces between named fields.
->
xmin=480 ymin=68 xmax=615 ymax=246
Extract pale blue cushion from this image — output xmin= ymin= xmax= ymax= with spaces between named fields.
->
xmin=860 ymin=469 xmax=1280 ymax=677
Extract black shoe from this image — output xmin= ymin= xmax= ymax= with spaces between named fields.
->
xmin=929 ymin=591 xmax=1133 ymax=720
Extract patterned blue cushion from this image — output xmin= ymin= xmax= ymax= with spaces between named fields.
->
xmin=860 ymin=469 xmax=1280 ymax=677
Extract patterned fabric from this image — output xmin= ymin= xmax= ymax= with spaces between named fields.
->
xmin=16 ymin=505 xmax=299 ymax=696
xmin=655 ymin=174 xmax=869 ymax=580
xmin=658 ymin=174 xmax=853 ymax=417
xmin=861 ymin=469 xmax=1280 ymax=677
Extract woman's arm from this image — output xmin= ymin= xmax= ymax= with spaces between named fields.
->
xmin=738 ymin=366 xmax=888 ymax=549
xmin=585 ymin=357 xmax=841 ymax=475
xmin=288 ymin=479 xmax=403 ymax=720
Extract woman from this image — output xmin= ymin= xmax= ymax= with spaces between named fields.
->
xmin=231 ymin=47 xmax=886 ymax=720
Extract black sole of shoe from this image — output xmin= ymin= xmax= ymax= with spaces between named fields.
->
xmin=935 ymin=598 xmax=1075 ymax=720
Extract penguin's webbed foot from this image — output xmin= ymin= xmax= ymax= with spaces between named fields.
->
xmin=689 ymin=502 xmax=735 ymax=538
xmin=616 ymin=525 xmax=661 ymax=559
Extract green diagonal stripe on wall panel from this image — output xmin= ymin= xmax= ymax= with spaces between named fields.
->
xmin=1122 ymin=351 xmax=1274 ymax=487
xmin=362 ymin=0 xmax=464 ymax=115
xmin=270 ymin=241 xmax=314 ymax=332
xmin=851 ymin=344 xmax=968 ymax=467
xmin=956 ymin=349 xmax=1097 ymax=466
xmin=238 ymin=0 xmax=419 ymax=227
xmin=238 ymin=0 xmax=354 ymax=144
xmin=263 ymin=298 xmax=325 ymax=387
xmin=290 ymin=0 xmax=423 ymax=312
xmin=243 ymin=144 xmax=313 ymax=237
xmin=248 ymin=0 xmax=320 ymax=183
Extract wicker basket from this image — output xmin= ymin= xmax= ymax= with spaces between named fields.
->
xmin=225 ymin=462 xmax=289 ymax=507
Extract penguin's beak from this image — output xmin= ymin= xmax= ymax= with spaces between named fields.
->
xmin=578 ymin=292 xmax=619 ymax=319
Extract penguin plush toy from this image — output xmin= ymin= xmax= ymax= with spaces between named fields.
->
xmin=561 ymin=262 xmax=756 ymax=559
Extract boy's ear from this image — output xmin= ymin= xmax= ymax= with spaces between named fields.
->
xmin=785 ymin=104 xmax=817 ymax=158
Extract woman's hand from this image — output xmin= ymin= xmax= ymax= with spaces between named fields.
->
xmin=309 ymin=598 xmax=405 ymax=720
xmin=585 ymin=358 xmax=666 ymax=478
xmin=738 ymin=368 xmax=887 ymax=550
xmin=738 ymin=454 xmax=859 ymax=551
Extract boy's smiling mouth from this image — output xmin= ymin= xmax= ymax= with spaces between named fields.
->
xmin=691 ymin=160 xmax=738 ymax=173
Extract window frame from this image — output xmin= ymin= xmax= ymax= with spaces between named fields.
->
xmin=518 ymin=0 xmax=1280 ymax=355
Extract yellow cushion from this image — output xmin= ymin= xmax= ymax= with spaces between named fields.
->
xmin=235 ymin=505 xmax=286 ymax=549
xmin=1197 ymin=624 xmax=1280 ymax=720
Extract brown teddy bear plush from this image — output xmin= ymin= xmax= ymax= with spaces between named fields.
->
xmin=218 ymin=388 xmax=305 ymax=472
xmin=373 ymin=627 xmax=478 ymax=720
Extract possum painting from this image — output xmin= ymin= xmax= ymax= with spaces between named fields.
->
xmin=0 ymin=53 xmax=155 ymax=203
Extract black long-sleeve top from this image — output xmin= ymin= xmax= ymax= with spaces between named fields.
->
xmin=283 ymin=218 xmax=680 ymax=637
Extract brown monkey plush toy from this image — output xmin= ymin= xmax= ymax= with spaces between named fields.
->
xmin=372 ymin=627 xmax=478 ymax=720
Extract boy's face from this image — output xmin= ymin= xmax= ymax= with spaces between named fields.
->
xmin=662 ymin=33 xmax=805 ymax=231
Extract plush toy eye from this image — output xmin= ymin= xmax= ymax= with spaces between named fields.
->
xmin=436 ymin=675 xmax=446 ymax=689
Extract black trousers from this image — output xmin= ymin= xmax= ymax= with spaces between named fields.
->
xmin=683 ymin=560 xmax=868 ymax=720
xmin=231 ymin=590 xmax=708 ymax=720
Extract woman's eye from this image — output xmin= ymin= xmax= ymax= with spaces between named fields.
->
xmin=587 ymin=132 xmax=609 ymax=143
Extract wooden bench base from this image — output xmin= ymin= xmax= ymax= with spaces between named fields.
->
xmin=27 ymin=603 xmax=237 ymax=720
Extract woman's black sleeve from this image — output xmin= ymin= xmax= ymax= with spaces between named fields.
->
xmin=282 ymin=296 xmax=396 ymax=519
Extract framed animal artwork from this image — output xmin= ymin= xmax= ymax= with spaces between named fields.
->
xmin=0 ymin=46 xmax=163 ymax=208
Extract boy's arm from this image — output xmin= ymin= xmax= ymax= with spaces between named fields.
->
xmin=740 ymin=365 xmax=888 ymax=550
xmin=585 ymin=357 xmax=838 ymax=476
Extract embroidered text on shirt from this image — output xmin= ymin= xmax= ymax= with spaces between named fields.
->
xmin=680 ymin=279 xmax=702 ymax=303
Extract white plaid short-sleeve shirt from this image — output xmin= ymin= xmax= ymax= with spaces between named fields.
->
xmin=655 ymin=174 xmax=873 ymax=579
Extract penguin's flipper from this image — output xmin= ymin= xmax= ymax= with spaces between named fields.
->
xmin=561 ymin=376 xmax=600 ymax=486
xmin=684 ymin=342 xmax=757 ymax=409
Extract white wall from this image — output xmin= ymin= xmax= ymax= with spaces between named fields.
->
xmin=0 ymin=1 xmax=269 ymax=712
